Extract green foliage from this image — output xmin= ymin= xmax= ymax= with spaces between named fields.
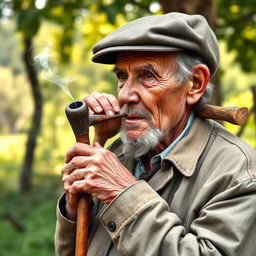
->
xmin=217 ymin=0 xmax=256 ymax=72
xmin=0 ymin=21 xmax=23 ymax=74
xmin=0 ymin=66 xmax=33 ymax=134
xmin=0 ymin=175 xmax=61 ymax=256
xmin=16 ymin=7 xmax=41 ymax=36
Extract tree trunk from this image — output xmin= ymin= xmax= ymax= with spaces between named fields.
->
xmin=20 ymin=36 xmax=43 ymax=192
xmin=160 ymin=0 xmax=221 ymax=106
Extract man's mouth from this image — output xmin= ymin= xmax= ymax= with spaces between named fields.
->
xmin=125 ymin=114 xmax=147 ymax=124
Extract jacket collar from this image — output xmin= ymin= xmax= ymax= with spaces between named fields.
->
xmin=163 ymin=117 xmax=213 ymax=177
xmin=115 ymin=117 xmax=213 ymax=190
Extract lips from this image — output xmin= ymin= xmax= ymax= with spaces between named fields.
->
xmin=125 ymin=114 xmax=146 ymax=124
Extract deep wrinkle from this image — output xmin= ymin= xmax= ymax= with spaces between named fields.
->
xmin=116 ymin=52 xmax=192 ymax=152
xmin=113 ymin=64 xmax=161 ymax=88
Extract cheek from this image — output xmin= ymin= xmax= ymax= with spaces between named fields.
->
xmin=153 ymin=86 xmax=188 ymax=129
xmin=142 ymin=87 xmax=171 ymax=127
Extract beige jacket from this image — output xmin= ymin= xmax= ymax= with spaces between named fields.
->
xmin=55 ymin=117 xmax=256 ymax=256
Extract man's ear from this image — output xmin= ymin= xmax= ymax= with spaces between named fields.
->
xmin=186 ymin=64 xmax=210 ymax=106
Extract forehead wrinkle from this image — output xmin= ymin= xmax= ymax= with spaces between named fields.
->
xmin=116 ymin=59 xmax=161 ymax=75
xmin=116 ymin=53 xmax=177 ymax=82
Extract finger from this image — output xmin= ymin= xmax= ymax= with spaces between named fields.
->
xmin=63 ymin=174 xmax=71 ymax=192
xmin=69 ymin=180 xmax=87 ymax=195
xmin=66 ymin=191 xmax=78 ymax=210
xmin=88 ymin=106 xmax=94 ymax=115
xmin=91 ymin=92 xmax=116 ymax=115
xmin=62 ymin=168 xmax=86 ymax=194
xmin=62 ymin=155 xmax=85 ymax=174
xmin=84 ymin=94 xmax=103 ymax=114
xmin=105 ymin=94 xmax=120 ymax=113
xmin=70 ymin=168 xmax=87 ymax=182
xmin=65 ymin=143 xmax=95 ymax=163
xmin=94 ymin=142 xmax=102 ymax=148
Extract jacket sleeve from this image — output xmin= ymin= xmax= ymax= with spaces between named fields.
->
xmin=99 ymin=179 xmax=256 ymax=256
xmin=54 ymin=194 xmax=76 ymax=256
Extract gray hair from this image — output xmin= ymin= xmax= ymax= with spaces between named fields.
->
xmin=120 ymin=127 xmax=164 ymax=158
xmin=175 ymin=52 xmax=213 ymax=108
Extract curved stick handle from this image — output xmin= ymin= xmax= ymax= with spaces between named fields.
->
xmin=65 ymin=101 xmax=90 ymax=256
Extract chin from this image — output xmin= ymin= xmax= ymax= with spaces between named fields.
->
xmin=120 ymin=126 xmax=164 ymax=158
xmin=125 ymin=130 xmax=147 ymax=141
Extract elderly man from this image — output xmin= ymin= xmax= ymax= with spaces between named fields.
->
xmin=55 ymin=12 xmax=256 ymax=256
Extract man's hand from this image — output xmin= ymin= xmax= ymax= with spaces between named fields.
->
xmin=61 ymin=142 xmax=137 ymax=220
xmin=83 ymin=92 xmax=122 ymax=146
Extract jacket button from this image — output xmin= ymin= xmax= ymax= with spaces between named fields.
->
xmin=107 ymin=221 xmax=116 ymax=232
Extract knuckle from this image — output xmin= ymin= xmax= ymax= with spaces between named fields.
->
xmin=69 ymin=159 xmax=76 ymax=168
xmin=69 ymin=156 xmax=80 ymax=169
xmin=84 ymin=179 xmax=93 ymax=190
xmin=61 ymin=167 xmax=66 ymax=175
xmin=90 ymin=158 xmax=98 ymax=166
xmin=89 ymin=172 xmax=97 ymax=180
xmin=93 ymin=149 xmax=111 ymax=164
xmin=67 ymin=143 xmax=75 ymax=154
xmin=64 ymin=184 xmax=70 ymax=193
xmin=100 ymin=148 xmax=111 ymax=158
xmin=62 ymin=175 xmax=68 ymax=183
xmin=108 ymin=94 xmax=116 ymax=100
xmin=71 ymin=181 xmax=79 ymax=190
xmin=86 ymin=95 xmax=97 ymax=104
xmin=72 ymin=143 xmax=80 ymax=152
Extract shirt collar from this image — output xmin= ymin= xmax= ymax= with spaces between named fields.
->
xmin=135 ymin=112 xmax=195 ymax=177
xmin=149 ymin=112 xmax=195 ymax=169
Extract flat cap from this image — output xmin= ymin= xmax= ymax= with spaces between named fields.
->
xmin=92 ymin=12 xmax=219 ymax=76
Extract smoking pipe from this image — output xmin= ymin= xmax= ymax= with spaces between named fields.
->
xmin=67 ymin=101 xmax=248 ymax=128
xmin=88 ymin=104 xmax=248 ymax=126
xmin=65 ymin=101 xmax=90 ymax=256
xmin=89 ymin=104 xmax=248 ymax=126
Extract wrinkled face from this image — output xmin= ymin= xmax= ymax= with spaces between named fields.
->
xmin=114 ymin=52 xmax=192 ymax=146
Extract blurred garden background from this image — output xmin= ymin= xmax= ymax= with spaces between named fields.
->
xmin=0 ymin=0 xmax=255 ymax=255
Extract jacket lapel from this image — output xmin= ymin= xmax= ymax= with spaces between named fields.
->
xmin=148 ymin=118 xmax=213 ymax=191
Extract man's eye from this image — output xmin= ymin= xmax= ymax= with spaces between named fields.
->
xmin=143 ymin=71 xmax=154 ymax=79
xmin=116 ymin=72 xmax=127 ymax=81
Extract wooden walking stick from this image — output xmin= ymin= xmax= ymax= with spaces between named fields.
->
xmin=65 ymin=100 xmax=91 ymax=256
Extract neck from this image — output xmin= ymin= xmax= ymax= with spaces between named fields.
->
xmin=150 ymin=109 xmax=192 ymax=156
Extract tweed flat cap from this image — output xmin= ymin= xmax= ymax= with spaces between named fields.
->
xmin=92 ymin=12 xmax=219 ymax=76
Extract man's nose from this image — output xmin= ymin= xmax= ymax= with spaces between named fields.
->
xmin=118 ymin=79 xmax=140 ymax=106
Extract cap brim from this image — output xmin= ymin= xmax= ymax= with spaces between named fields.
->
xmin=92 ymin=45 xmax=182 ymax=64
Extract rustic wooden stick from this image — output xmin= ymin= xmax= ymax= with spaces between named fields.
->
xmin=195 ymin=104 xmax=249 ymax=125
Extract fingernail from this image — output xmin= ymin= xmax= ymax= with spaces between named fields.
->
xmin=114 ymin=106 xmax=120 ymax=112
xmin=96 ymin=106 xmax=103 ymax=112
xmin=108 ymin=110 xmax=114 ymax=115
